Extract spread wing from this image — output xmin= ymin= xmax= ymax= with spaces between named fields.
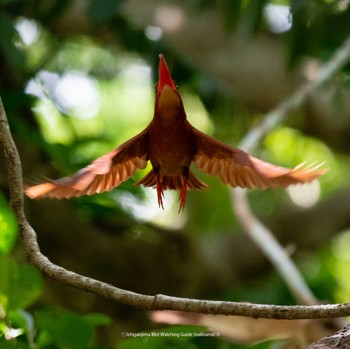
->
xmin=192 ymin=128 xmax=327 ymax=189
xmin=25 ymin=130 xmax=148 ymax=199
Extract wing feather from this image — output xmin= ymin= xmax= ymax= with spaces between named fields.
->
xmin=192 ymin=128 xmax=327 ymax=189
xmin=25 ymin=130 xmax=149 ymax=199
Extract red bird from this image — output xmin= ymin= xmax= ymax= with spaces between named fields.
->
xmin=25 ymin=54 xmax=327 ymax=211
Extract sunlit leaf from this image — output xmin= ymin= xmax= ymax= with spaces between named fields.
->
xmin=264 ymin=127 xmax=333 ymax=166
xmin=0 ymin=192 xmax=18 ymax=254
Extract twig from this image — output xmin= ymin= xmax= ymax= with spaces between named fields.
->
xmin=232 ymin=34 xmax=350 ymax=305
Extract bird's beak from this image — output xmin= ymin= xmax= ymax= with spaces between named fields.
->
xmin=158 ymin=54 xmax=177 ymax=92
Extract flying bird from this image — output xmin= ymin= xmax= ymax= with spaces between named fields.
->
xmin=25 ymin=54 xmax=327 ymax=211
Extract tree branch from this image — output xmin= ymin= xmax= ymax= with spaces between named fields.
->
xmin=2 ymin=35 xmax=350 ymax=320
xmin=1 ymin=98 xmax=350 ymax=320
xmin=231 ymin=35 xmax=350 ymax=304
xmin=308 ymin=324 xmax=350 ymax=348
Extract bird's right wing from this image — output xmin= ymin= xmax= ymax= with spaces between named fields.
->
xmin=25 ymin=130 xmax=148 ymax=199
xmin=192 ymin=127 xmax=328 ymax=189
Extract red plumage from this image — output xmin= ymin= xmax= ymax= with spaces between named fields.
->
xmin=25 ymin=54 xmax=328 ymax=211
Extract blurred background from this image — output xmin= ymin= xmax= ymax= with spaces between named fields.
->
xmin=1 ymin=0 xmax=350 ymax=348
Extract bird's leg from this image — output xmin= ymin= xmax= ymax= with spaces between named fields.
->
xmin=179 ymin=167 xmax=189 ymax=212
xmin=154 ymin=168 xmax=164 ymax=209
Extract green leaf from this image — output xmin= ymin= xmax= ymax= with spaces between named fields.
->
xmin=83 ymin=313 xmax=111 ymax=327
xmin=35 ymin=307 xmax=105 ymax=349
xmin=0 ymin=254 xmax=42 ymax=311
xmin=0 ymin=192 xmax=18 ymax=254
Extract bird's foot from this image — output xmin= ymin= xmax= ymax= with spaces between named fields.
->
xmin=157 ymin=187 xmax=164 ymax=209
xmin=179 ymin=180 xmax=187 ymax=212
xmin=156 ymin=175 xmax=164 ymax=209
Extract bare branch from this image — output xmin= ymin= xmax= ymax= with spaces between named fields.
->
xmin=1 ymin=97 xmax=350 ymax=320
xmin=231 ymin=36 xmax=350 ymax=304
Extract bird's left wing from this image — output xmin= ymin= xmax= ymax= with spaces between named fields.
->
xmin=192 ymin=127 xmax=327 ymax=189
xmin=25 ymin=130 xmax=148 ymax=199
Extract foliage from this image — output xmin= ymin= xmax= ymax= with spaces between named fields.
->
xmin=0 ymin=193 xmax=17 ymax=254
xmin=0 ymin=206 xmax=111 ymax=348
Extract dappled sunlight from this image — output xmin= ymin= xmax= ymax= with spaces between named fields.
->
xmin=26 ymin=54 xmax=212 ymax=216
xmin=145 ymin=25 xmax=163 ymax=41
xmin=182 ymin=93 xmax=213 ymax=133
xmin=117 ymin=189 xmax=186 ymax=229
xmin=15 ymin=17 xmax=41 ymax=46
xmin=332 ymin=229 xmax=350 ymax=262
xmin=264 ymin=4 xmax=292 ymax=33
xmin=264 ymin=127 xmax=342 ymax=194
xmin=53 ymin=71 xmax=101 ymax=119
xmin=32 ymin=99 xmax=74 ymax=144
xmin=26 ymin=70 xmax=60 ymax=100
xmin=287 ymin=181 xmax=321 ymax=208
xmin=264 ymin=127 xmax=333 ymax=166
xmin=25 ymin=61 xmax=153 ymax=144
xmin=26 ymin=70 xmax=103 ymax=142
xmin=154 ymin=5 xmax=185 ymax=33
xmin=95 ymin=62 xmax=153 ymax=145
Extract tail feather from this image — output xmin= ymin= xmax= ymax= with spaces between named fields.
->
xmin=134 ymin=170 xmax=207 ymax=190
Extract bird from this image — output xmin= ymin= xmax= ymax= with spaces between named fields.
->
xmin=25 ymin=54 xmax=328 ymax=211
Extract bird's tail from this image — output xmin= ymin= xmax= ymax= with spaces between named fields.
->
xmin=135 ymin=170 xmax=207 ymax=190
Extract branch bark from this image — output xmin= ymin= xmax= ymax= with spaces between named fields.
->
xmin=0 ymin=96 xmax=350 ymax=320
xmin=2 ymin=35 xmax=350 ymax=320
xmin=308 ymin=325 xmax=350 ymax=348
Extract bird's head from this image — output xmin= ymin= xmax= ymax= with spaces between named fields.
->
xmin=156 ymin=54 xmax=182 ymax=112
